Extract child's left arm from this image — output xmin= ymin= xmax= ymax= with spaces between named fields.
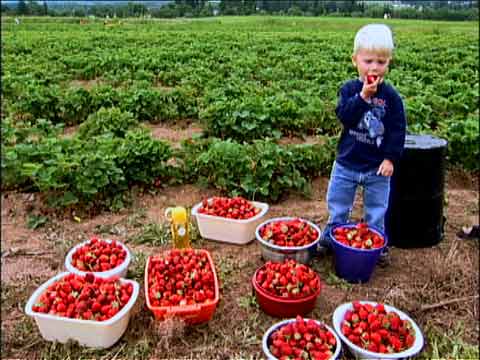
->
xmin=381 ymin=93 xmax=407 ymax=175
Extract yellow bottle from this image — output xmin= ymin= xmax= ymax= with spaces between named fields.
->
xmin=165 ymin=206 xmax=190 ymax=249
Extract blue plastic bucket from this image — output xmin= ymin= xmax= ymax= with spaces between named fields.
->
xmin=329 ymin=224 xmax=388 ymax=283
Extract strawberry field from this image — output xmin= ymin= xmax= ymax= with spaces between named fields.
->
xmin=1 ymin=16 xmax=479 ymax=359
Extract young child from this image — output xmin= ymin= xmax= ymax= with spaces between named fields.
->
xmin=320 ymin=24 xmax=406 ymax=264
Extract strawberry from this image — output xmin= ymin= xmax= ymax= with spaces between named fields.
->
xmin=147 ymin=249 xmax=216 ymax=308
xmin=255 ymin=259 xmax=320 ymax=299
xmin=31 ymin=273 xmax=131 ymax=322
xmin=71 ymin=237 xmax=127 ymax=273
xmin=341 ymin=301 xmax=417 ymax=354
xmin=367 ymin=75 xmax=378 ymax=84
xmin=198 ymin=196 xmax=260 ymax=220
xmin=259 ymin=219 xmax=319 ymax=247
xmin=333 ymin=223 xmax=385 ymax=249
xmin=269 ymin=317 xmax=337 ymax=359
xmin=367 ymin=342 xmax=378 ymax=353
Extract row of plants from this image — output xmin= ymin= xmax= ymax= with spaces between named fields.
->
xmin=5 ymin=82 xmax=198 ymax=126
xmin=1 ymin=108 xmax=337 ymax=209
xmin=6 ymin=106 xmax=475 ymax=212
xmin=3 ymin=22 xmax=478 ymax=149
xmin=1 ymin=18 xmax=478 ymax=213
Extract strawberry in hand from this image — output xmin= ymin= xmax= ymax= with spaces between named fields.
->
xmin=367 ymin=74 xmax=378 ymax=84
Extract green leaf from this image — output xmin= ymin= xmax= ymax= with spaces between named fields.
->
xmin=27 ymin=215 xmax=49 ymax=230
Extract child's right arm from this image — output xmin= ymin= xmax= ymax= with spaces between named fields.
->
xmin=335 ymin=82 xmax=370 ymax=128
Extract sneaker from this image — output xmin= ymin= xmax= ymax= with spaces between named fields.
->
xmin=317 ymin=235 xmax=332 ymax=256
xmin=377 ymin=247 xmax=391 ymax=268
xmin=457 ymin=225 xmax=480 ymax=240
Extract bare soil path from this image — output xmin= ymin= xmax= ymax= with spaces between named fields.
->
xmin=1 ymin=170 xmax=478 ymax=359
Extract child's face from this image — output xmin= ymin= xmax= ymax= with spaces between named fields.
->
xmin=352 ymin=49 xmax=391 ymax=82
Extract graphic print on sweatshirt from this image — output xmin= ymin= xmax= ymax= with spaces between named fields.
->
xmin=356 ymin=97 xmax=386 ymax=147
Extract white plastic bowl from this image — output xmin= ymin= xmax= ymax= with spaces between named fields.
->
xmin=256 ymin=217 xmax=322 ymax=264
xmin=262 ymin=318 xmax=342 ymax=360
xmin=65 ymin=239 xmax=131 ymax=279
xmin=25 ymin=272 xmax=139 ymax=349
xmin=332 ymin=301 xmax=424 ymax=360
xmin=191 ymin=199 xmax=269 ymax=245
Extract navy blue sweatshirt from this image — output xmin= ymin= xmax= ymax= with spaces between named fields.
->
xmin=335 ymin=79 xmax=406 ymax=172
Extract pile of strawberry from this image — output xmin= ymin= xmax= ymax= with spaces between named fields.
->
xmin=269 ymin=315 xmax=337 ymax=360
xmin=256 ymin=259 xmax=320 ymax=299
xmin=147 ymin=249 xmax=216 ymax=307
xmin=197 ymin=196 xmax=260 ymax=219
xmin=259 ymin=218 xmax=319 ymax=247
xmin=31 ymin=273 xmax=133 ymax=321
xmin=71 ymin=237 xmax=127 ymax=272
xmin=341 ymin=301 xmax=416 ymax=354
xmin=332 ymin=223 xmax=385 ymax=249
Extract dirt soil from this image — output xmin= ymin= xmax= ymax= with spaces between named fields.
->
xmin=1 ymin=165 xmax=478 ymax=359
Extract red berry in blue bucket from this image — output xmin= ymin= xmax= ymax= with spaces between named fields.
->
xmin=333 ymin=223 xmax=384 ymax=249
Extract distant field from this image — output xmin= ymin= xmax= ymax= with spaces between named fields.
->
xmin=2 ymin=14 xmax=478 ymax=203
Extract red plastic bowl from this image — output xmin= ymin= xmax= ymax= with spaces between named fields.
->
xmin=251 ymin=266 xmax=321 ymax=318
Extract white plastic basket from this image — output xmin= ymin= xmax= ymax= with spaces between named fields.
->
xmin=332 ymin=301 xmax=424 ymax=359
xmin=65 ymin=239 xmax=131 ymax=279
xmin=191 ymin=199 xmax=269 ymax=245
xmin=25 ymin=272 xmax=139 ymax=349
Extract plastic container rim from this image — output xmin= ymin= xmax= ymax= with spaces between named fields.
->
xmin=332 ymin=301 xmax=424 ymax=359
xmin=191 ymin=199 xmax=269 ymax=224
xmin=145 ymin=249 xmax=219 ymax=314
xmin=262 ymin=318 xmax=342 ymax=360
xmin=65 ymin=238 xmax=131 ymax=277
xmin=252 ymin=265 xmax=321 ymax=304
xmin=329 ymin=223 xmax=388 ymax=252
xmin=25 ymin=272 xmax=140 ymax=326
xmin=256 ymin=217 xmax=322 ymax=251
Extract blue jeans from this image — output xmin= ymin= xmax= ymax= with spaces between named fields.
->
xmin=321 ymin=161 xmax=390 ymax=247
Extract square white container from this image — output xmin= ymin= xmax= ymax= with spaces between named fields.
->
xmin=191 ymin=200 xmax=269 ymax=245
xmin=65 ymin=239 xmax=131 ymax=279
xmin=25 ymin=272 xmax=139 ymax=349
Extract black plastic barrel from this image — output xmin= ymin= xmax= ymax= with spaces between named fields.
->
xmin=385 ymin=134 xmax=448 ymax=248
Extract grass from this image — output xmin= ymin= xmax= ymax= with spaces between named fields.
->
xmin=127 ymin=222 xmax=171 ymax=247
xmin=421 ymin=323 xmax=480 ymax=359
xmin=126 ymin=218 xmax=202 ymax=248
xmin=237 ymin=294 xmax=259 ymax=310
xmin=311 ymin=256 xmax=353 ymax=291
xmin=126 ymin=250 xmax=148 ymax=284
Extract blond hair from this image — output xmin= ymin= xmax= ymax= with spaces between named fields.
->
xmin=353 ymin=24 xmax=394 ymax=56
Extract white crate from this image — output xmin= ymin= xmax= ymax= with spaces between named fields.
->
xmin=191 ymin=200 xmax=269 ymax=245
xmin=65 ymin=239 xmax=131 ymax=279
xmin=25 ymin=272 xmax=139 ymax=349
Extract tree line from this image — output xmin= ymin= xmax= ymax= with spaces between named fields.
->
xmin=2 ymin=0 xmax=478 ymax=21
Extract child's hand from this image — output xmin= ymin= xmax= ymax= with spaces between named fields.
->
xmin=377 ymin=159 xmax=394 ymax=176
xmin=360 ymin=75 xmax=381 ymax=101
